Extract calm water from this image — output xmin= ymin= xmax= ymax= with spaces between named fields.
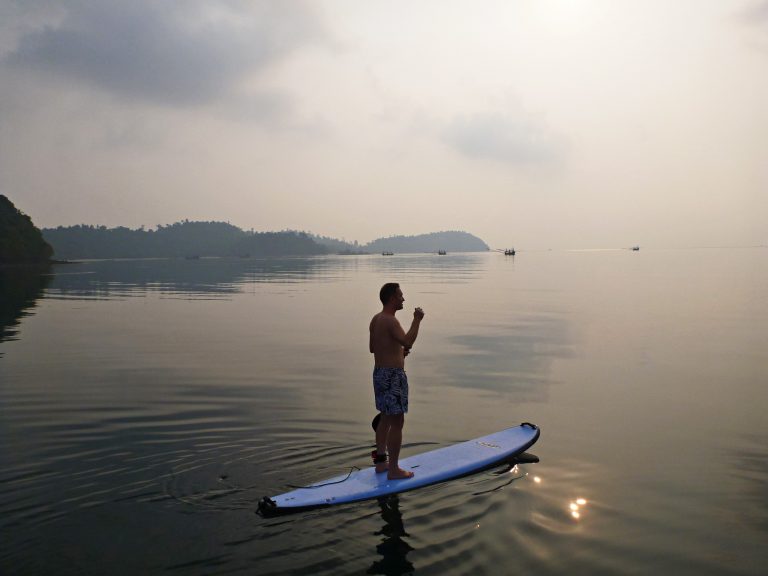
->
xmin=1 ymin=249 xmax=766 ymax=575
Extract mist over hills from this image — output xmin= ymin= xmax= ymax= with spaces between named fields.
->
xmin=41 ymin=221 xmax=488 ymax=260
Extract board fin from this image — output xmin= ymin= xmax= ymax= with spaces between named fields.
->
xmin=510 ymin=452 xmax=539 ymax=464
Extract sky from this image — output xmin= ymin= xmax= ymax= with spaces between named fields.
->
xmin=0 ymin=0 xmax=766 ymax=249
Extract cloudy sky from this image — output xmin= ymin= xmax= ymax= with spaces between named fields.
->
xmin=1 ymin=0 xmax=765 ymax=248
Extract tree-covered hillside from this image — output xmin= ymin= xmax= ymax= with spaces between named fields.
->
xmin=232 ymin=231 xmax=327 ymax=257
xmin=311 ymin=234 xmax=368 ymax=253
xmin=41 ymin=220 xmax=489 ymax=259
xmin=316 ymin=231 xmax=489 ymax=253
xmin=0 ymin=195 xmax=53 ymax=264
xmin=43 ymin=221 xmax=245 ymax=259
xmin=42 ymin=221 xmax=330 ymax=260
xmin=366 ymin=231 xmax=488 ymax=253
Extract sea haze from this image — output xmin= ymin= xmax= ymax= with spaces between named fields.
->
xmin=0 ymin=248 xmax=766 ymax=575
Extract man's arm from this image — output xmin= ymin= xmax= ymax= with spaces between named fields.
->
xmin=390 ymin=308 xmax=424 ymax=349
xmin=369 ymin=317 xmax=375 ymax=353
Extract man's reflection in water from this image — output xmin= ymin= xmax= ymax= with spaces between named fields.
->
xmin=367 ymin=495 xmax=415 ymax=576
xmin=364 ymin=454 xmax=540 ymax=575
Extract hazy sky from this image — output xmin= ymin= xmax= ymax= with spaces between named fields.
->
xmin=1 ymin=0 xmax=765 ymax=248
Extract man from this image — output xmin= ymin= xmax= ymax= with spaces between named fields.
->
xmin=369 ymin=282 xmax=425 ymax=480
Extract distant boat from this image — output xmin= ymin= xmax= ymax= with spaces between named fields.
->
xmin=505 ymin=249 xmax=516 ymax=256
xmin=382 ymin=251 xmax=394 ymax=256
xmin=632 ymin=246 xmax=640 ymax=251
xmin=438 ymin=250 xmax=447 ymax=255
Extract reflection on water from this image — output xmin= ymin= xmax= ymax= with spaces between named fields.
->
xmin=441 ymin=314 xmax=571 ymax=400
xmin=569 ymin=497 xmax=588 ymax=520
xmin=44 ymin=257 xmax=334 ymax=300
xmin=1 ymin=250 xmax=766 ymax=575
xmin=368 ymin=496 xmax=415 ymax=576
xmin=0 ymin=265 xmax=51 ymax=353
xmin=41 ymin=254 xmax=488 ymax=301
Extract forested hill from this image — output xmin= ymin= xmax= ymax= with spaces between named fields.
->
xmin=42 ymin=221 xmax=490 ymax=259
xmin=43 ymin=222 xmax=327 ymax=260
xmin=312 ymin=231 xmax=489 ymax=253
xmin=365 ymin=231 xmax=488 ymax=253
xmin=0 ymin=195 xmax=53 ymax=264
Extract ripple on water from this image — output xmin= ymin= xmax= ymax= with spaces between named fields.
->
xmin=242 ymin=458 xmax=545 ymax=576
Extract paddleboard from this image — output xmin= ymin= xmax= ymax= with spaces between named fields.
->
xmin=258 ymin=422 xmax=539 ymax=515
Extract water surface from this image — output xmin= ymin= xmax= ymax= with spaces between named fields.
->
xmin=1 ymin=249 xmax=766 ymax=574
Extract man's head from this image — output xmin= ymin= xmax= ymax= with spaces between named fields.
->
xmin=379 ymin=282 xmax=404 ymax=309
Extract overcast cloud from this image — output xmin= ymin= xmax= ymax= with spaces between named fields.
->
xmin=741 ymin=0 xmax=768 ymax=22
xmin=4 ymin=0 xmax=323 ymax=106
xmin=0 ymin=0 xmax=765 ymax=248
xmin=443 ymin=111 xmax=565 ymax=165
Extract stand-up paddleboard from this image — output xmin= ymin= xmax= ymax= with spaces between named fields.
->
xmin=258 ymin=422 xmax=539 ymax=516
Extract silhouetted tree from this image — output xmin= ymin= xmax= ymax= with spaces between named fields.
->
xmin=0 ymin=195 xmax=53 ymax=263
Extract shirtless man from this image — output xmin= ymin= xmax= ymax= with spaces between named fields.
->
xmin=369 ymin=283 xmax=425 ymax=480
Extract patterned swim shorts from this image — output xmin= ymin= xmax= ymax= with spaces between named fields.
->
xmin=373 ymin=367 xmax=409 ymax=415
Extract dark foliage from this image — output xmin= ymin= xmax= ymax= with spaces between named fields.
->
xmin=42 ymin=221 xmax=330 ymax=260
xmin=0 ymin=195 xmax=54 ymax=263
xmin=315 ymin=231 xmax=489 ymax=254
xmin=366 ymin=231 xmax=489 ymax=253
xmin=232 ymin=231 xmax=328 ymax=257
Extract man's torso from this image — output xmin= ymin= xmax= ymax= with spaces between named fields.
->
xmin=370 ymin=312 xmax=405 ymax=368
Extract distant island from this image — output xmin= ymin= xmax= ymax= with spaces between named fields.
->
xmin=41 ymin=221 xmax=489 ymax=260
xmin=364 ymin=231 xmax=489 ymax=253
xmin=0 ymin=195 xmax=54 ymax=264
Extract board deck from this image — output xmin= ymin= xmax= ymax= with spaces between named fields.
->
xmin=258 ymin=422 xmax=539 ymax=515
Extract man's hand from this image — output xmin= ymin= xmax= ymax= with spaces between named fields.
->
xmin=414 ymin=307 xmax=425 ymax=321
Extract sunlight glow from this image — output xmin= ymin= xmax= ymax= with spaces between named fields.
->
xmin=528 ymin=0 xmax=598 ymax=37
xmin=568 ymin=497 xmax=589 ymax=520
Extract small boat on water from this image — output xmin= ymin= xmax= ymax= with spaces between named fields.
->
xmin=505 ymin=249 xmax=516 ymax=256
xmin=632 ymin=246 xmax=640 ymax=251
xmin=382 ymin=251 xmax=394 ymax=256
xmin=438 ymin=250 xmax=447 ymax=255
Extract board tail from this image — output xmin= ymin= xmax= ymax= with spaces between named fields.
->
xmin=257 ymin=496 xmax=277 ymax=516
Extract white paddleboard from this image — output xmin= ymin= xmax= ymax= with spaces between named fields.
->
xmin=258 ymin=422 xmax=539 ymax=515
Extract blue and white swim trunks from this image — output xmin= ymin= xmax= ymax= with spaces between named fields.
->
xmin=373 ymin=367 xmax=409 ymax=415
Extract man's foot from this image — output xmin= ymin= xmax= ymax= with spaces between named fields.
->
xmin=387 ymin=468 xmax=414 ymax=480
xmin=375 ymin=461 xmax=388 ymax=473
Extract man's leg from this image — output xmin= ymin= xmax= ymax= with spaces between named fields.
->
xmin=384 ymin=414 xmax=413 ymax=480
xmin=375 ymin=416 xmax=390 ymax=473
